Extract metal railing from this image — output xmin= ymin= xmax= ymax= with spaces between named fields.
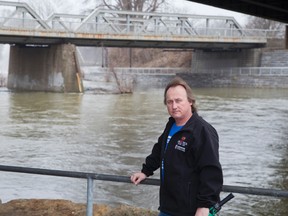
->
xmin=0 ymin=1 xmax=282 ymax=40
xmin=82 ymin=67 xmax=189 ymax=77
xmin=0 ymin=165 xmax=288 ymax=216
xmin=0 ymin=15 xmax=281 ymax=39
xmin=81 ymin=66 xmax=288 ymax=78
xmin=195 ymin=67 xmax=288 ymax=76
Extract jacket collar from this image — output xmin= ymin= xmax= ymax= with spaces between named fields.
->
xmin=167 ymin=111 xmax=198 ymax=131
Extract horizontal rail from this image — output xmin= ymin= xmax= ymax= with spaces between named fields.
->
xmin=196 ymin=67 xmax=288 ymax=76
xmin=223 ymin=185 xmax=288 ymax=198
xmin=82 ymin=67 xmax=188 ymax=77
xmin=82 ymin=66 xmax=288 ymax=78
xmin=0 ymin=164 xmax=160 ymax=185
xmin=0 ymin=164 xmax=288 ymax=198
xmin=1 ymin=164 xmax=288 ymax=216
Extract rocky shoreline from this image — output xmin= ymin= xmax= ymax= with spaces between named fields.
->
xmin=0 ymin=199 xmax=158 ymax=216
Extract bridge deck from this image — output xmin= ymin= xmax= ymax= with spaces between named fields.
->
xmin=0 ymin=28 xmax=267 ymax=49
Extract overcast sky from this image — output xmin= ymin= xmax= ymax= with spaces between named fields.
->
xmin=60 ymin=0 xmax=249 ymax=25
xmin=171 ymin=0 xmax=249 ymax=25
xmin=0 ymin=0 xmax=249 ymax=25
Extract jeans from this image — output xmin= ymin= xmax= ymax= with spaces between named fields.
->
xmin=158 ymin=212 xmax=171 ymax=216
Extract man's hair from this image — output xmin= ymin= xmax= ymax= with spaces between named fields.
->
xmin=164 ymin=77 xmax=197 ymax=112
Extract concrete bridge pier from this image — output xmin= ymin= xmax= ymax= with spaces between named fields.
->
xmin=7 ymin=44 xmax=83 ymax=93
xmin=191 ymin=49 xmax=262 ymax=72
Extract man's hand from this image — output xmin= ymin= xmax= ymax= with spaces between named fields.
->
xmin=195 ymin=207 xmax=209 ymax=216
xmin=130 ymin=172 xmax=146 ymax=185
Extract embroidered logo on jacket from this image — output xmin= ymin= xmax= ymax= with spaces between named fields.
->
xmin=175 ymin=136 xmax=187 ymax=152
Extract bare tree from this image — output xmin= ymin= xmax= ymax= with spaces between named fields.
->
xmin=245 ymin=16 xmax=285 ymax=38
xmin=84 ymin=0 xmax=166 ymax=12
xmin=81 ymin=0 xmax=169 ymax=69
xmin=18 ymin=0 xmax=71 ymax=19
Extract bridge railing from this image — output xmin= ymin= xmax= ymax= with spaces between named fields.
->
xmin=0 ymin=1 xmax=50 ymax=29
xmin=0 ymin=165 xmax=288 ymax=216
xmin=0 ymin=16 xmax=44 ymax=30
xmin=0 ymin=0 xmax=283 ymax=41
xmin=0 ymin=15 xmax=282 ymax=41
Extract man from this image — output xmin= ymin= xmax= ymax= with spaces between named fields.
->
xmin=131 ymin=77 xmax=223 ymax=216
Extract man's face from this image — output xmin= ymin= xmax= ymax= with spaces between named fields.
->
xmin=165 ymin=85 xmax=192 ymax=125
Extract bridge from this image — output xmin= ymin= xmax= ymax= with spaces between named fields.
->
xmin=0 ymin=1 xmax=269 ymax=50
xmin=0 ymin=1 xmax=281 ymax=92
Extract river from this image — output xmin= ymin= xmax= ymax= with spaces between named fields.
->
xmin=0 ymin=87 xmax=288 ymax=215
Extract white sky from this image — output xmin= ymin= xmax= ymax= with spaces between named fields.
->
xmin=169 ymin=0 xmax=249 ymax=26
xmin=0 ymin=0 xmax=249 ymax=25
xmin=61 ymin=0 xmax=249 ymax=26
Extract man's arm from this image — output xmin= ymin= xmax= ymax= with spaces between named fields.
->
xmin=196 ymin=126 xmax=223 ymax=208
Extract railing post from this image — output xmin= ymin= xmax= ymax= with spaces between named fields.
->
xmin=86 ymin=177 xmax=94 ymax=216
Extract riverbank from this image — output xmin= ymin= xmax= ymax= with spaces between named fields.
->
xmin=0 ymin=199 xmax=158 ymax=216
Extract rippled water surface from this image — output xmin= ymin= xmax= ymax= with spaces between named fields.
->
xmin=0 ymin=87 xmax=288 ymax=215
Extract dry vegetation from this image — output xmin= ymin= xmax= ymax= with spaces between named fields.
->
xmin=107 ymin=48 xmax=192 ymax=68
xmin=0 ymin=199 xmax=158 ymax=216
xmin=104 ymin=47 xmax=192 ymax=93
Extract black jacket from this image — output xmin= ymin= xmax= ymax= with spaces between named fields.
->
xmin=141 ymin=112 xmax=223 ymax=216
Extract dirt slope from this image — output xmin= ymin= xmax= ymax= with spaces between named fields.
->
xmin=0 ymin=199 xmax=157 ymax=216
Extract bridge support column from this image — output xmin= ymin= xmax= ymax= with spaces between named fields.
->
xmin=191 ymin=49 xmax=262 ymax=72
xmin=285 ymin=25 xmax=288 ymax=49
xmin=7 ymin=44 xmax=83 ymax=93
